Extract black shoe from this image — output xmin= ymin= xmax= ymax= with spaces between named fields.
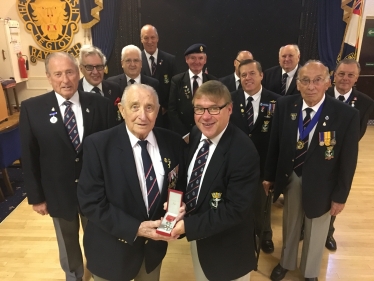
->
xmin=270 ymin=263 xmax=288 ymax=281
xmin=305 ymin=278 xmax=318 ymax=281
xmin=261 ymin=239 xmax=274 ymax=254
xmin=325 ymin=235 xmax=337 ymax=251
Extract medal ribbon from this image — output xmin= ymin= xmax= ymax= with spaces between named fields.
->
xmin=298 ymin=101 xmax=325 ymax=140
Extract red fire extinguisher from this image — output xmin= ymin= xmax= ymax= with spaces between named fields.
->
xmin=18 ymin=52 xmax=28 ymax=78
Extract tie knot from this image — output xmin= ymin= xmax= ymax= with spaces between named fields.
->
xmin=203 ymin=138 xmax=212 ymax=146
xmin=247 ymin=96 xmax=254 ymax=103
xmin=91 ymin=86 xmax=101 ymax=94
xmin=193 ymin=75 xmax=199 ymax=81
xmin=282 ymin=73 xmax=289 ymax=79
xmin=304 ymin=107 xmax=313 ymax=115
xmin=150 ymin=55 xmax=155 ymax=62
xmin=63 ymin=100 xmax=72 ymax=107
xmin=129 ymin=79 xmax=135 ymax=84
xmin=338 ymin=95 xmax=345 ymax=102
xmin=138 ymin=140 xmax=148 ymax=149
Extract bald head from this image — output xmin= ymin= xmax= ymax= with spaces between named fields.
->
xmin=140 ymin=24 xmax=159 ymax=55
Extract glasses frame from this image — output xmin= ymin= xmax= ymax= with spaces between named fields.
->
xmin=193 ymin=103 xmax=229 ymax=115
xmin=82 ymin=64 xmax=105 ymax=71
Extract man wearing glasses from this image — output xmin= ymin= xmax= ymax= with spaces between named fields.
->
xmin=219 ymin=50 xmax=253 ymax=92
xmin=324 ymin=58 xmax=374 ymax=251
xmin=78 ymin=45 xmax=122 ymax=124
xmin=171 ymin=80 xmax=260 ymax=281
xmin=263 ymin=61 xmax=359 ymax=281
xmin=107 ymin=45 xmax=163 ymax=127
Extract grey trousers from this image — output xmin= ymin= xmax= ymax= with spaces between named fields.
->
xmin=280 ymin=172 xmax=331 ymax=278
xmin=52 ymin=214 xmax=87 ymax=281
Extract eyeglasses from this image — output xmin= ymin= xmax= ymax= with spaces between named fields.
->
xmin=336 ymin=72 xmax=357 ymax=79
xmin=193 ymin=103 xmax=228 ymax=115
xmin=123 ymin=59 xmax=141 ymax=64
xmin=82 ymin=64 xmax=105 ymax=71
xmin=297 ymin=77 xmax=326 ymax=86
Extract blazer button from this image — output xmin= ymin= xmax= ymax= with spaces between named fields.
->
xmin=249 ymin=134 xmax=252 ymax=137
xmin=75 ymin=179 xmax=79 ymax=183
xmin=75 ymin=158 xmax=79 ymax=162
xmin=285 ymin=174 xmax=288 ymax=177
xmin=291 ymin=159 xmax=294 ymax=162
xmin=181 ymin=112 xmax=183 ymax=114
xmin=145 ymin=239 xmax=148 ymax=244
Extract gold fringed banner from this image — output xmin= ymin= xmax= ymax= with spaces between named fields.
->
xmin=81 ymin=0 xmax=104 ymax=29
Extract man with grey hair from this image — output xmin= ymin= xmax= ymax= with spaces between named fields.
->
xmin=140 ymin=24 xmax=177 ymax=128
xmin=262 ymin=44 xmax=301 ymax=96
xmin=20 ymin=51 xmax=114 ymax=281
xmin=263 ymin=60 xmax=359 ymax=281
xmin=107 ymin=44 xmax=163 ymax=127
xmin=219 ymin=50 xmax=254 ymax=92
xmin=78 ymin=83 xmax=186 ymax=281
xmin=78 ymin=45 xmax=122 ymax=124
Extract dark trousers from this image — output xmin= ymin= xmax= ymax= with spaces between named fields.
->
xmin=253 ymin=179 xmax=272 ymax=240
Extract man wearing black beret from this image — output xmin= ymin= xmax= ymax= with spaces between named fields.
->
xmin=168 ymin=44 xmax=217 ymax=143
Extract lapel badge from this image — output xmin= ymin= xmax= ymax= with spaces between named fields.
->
xmin=200 ymin=46 xmax=204 ymax=52
xmin=49 ymin=112 xmax=58 ymax=124
xmin=164 ymin=158 xmax=171 ymax=168
xmin=86 ymin=108 xmax=90 ymax=113
xmin=159 ymin=59 xmax=163 ymax=65
xmin=325 ymin=116 xmax=329 ymax=120
xmin=291 ymin=113 xmax=297 ymax=120
xmin=261 ymin=120 xmax=270 ymax=132
xmin=51 ymin=107 xmax=55 ymax=111
xmin=210 ymin=192 xmax=223 ymax=209
xmin=164 ymin=74 xmax=169 ymax=84
xmin=323 ymin=122 xmax=326 ymax=126
xmin=108 ymin=90 xmax=112 ymax=95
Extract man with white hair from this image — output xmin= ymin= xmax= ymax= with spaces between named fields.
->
xmin=107 ymin=44 xmax=163 ymax=127
xmin=262 ymin=44 xmax=301 ymax=96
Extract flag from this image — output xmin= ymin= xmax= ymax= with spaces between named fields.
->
xmin=337 ymin=0 xmax=364 ymax=62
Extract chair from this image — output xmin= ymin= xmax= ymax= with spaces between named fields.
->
xmin=0 ymin=126 xmax=21 ymax=202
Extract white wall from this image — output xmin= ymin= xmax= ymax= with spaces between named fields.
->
xmin=1 ymin=1 xmax=91 ymax=104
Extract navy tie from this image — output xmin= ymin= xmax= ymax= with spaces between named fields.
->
xmin=63 ymin=101 xmax=81 ymax=153
xmin=129 ymin=79 xmax=135 ymax=85
xmin=245 ymin=96 xmax=254 ymax=132
xmin=138 ymin=140 xmax=160 ymax=216
xmin=294 ymin=108 xmax=313 ymax=177
xmin=91 ymin=86 xmax=101 ymax=95
xmin=281 ymin=73 xmax=288 ymax=96
xmin=193 ymin=75 xmax=199 ymax=96
xmin=150 ymin=55 xmax=157 ymax=76
xmin=338 ymin=96 xmax=345 ymax=102
xmin=185 ymin=139 xmax=212 ymax=215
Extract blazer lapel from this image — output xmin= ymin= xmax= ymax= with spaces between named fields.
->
xmin=289 ymin=97 xmax=303 ymax=153
xmin=79 ymin=91 xmax=94 ymax=140
xmin=118 ymin=125 xmax=148 ymax=218
xmin=183 ymin=71 xmax=193 ymax=95
xmin=252 ymin=90 xmax=269 ymax=131
xmin=141 ymin=52 xmax=152 ymax=77
xmin=236 ymin=90 xmax=249 ymax=131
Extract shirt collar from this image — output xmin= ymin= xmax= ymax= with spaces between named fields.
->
xmin=144 ymin=49 xmax=159 ymax=61
xmin=302 ymin=94 xmax=325 ymax=112
xmin=82 ymin=77 xmax=102 ymax=92
xmin=282 ymin=65 xmax=298 ymax=77
xmin=126 ymin=125 xmax=157 ymax=148
xmin=334 ymin=86 xmax=352 ymax=99
xmin=189 ymin=69 xmax=202 ymax=80
xmin=125 ymin=74 xmax=141 ymax=84
xmin=199 ymin=125 xmax=228 ymax=147
xmin=55 ymin=90 xmax=80 ymax=106
xmin=244 ymin=86 xmax=262 ymax=102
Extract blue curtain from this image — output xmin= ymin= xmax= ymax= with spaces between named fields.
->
xmin=317 ymin=0 xmax=347 ymax=72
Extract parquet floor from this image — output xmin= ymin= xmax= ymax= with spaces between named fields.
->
xmin=0 ymin=127 xmax=373 ymax=281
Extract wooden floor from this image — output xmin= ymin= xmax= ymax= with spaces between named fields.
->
xmin=1 ymin=128 xmax=373 ymax=281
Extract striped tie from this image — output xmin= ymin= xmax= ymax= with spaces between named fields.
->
xmin=185 ymin=139 xmax=211 ymax=215
xmin=150 ymin=55 xmax=157 ymax=76
xmin=293 ymin=108 xmax=313 ymax=177
xmin=138 ymin=140 xmax=160 ymax=216
xmin=63 ymin=100 xmax=81 ymax=153
xmin=246 ymin=96 xmax=254 ymax=132
xmin=281 ymin=73 xmax=288 ymax=96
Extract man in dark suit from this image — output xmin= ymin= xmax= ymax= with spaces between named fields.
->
xmin=262 ymin=44 xmax=301 ymax=96
xmin=168 ymin=44 xmax=216 ymax=143
xmin=20 ymin=52 xmax=114 ymax=281
xmin=230 ymin=59 xmax=280 ymax=254
xmin=263 ymin=61 xmax=359 ymax=281
xmin=106 ymin=44 xmax=163 ymax=127
xmin=171 ymin=81 xmax=260 ymax=281
xmin=140 ymin=24 xmax=177 ymax=127
xmin=78 ymin=45 xmax=123 ymax=124
xmin=219 ymin=50 xmax=253 ymax=92
xmin=77 ymin=84 xmax=186 ymax=281
xmin=324 ymin=58 xmax=374 ymax=251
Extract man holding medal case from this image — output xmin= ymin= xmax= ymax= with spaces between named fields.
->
xmin=263 ymin=60 xmax=360 ymax=281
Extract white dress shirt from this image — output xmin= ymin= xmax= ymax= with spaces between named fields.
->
xmin=82 ymin=77 xmax=103 ymax=96
xmin=187 ymin=126 xmax=227 ymax=200
xmin=244 ymin=86 xmax=262 ymax=124
xmin=334 ymin=86 xmax=352 ymax=101
xmin=127 ymin=127 xmax=164 ymax=215
xmin=189 ymin=69 xmax=203 ymax=91
xmin=56 ymin=91 xmax=84 ymax=141
xmin=126 ymin=75 xmax=141 ymax=85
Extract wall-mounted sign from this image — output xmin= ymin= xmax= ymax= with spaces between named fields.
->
xmin=17 ymin=0 xmax=81 ymax=63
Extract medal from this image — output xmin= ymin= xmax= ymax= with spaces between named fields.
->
xmin=296 ymin=140 xmax=304 ymax=150
xmin=261 ymin=121 xmax=270 ymax=132
xmin=330 ymin=131 xmax=336 ymax=145
xmin=324 ymin=131 xmax=331 ymax=146
xmin=50 ymin=116 xmax=57 ymax=123
xmin=325 ymin=146 xmax=334 ymax=160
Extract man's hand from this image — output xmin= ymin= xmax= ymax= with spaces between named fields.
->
xmin=330 ymin=201 xmax=345 ymax=216
xmin=171 ymin=220 xmax=185 ymax=237
xmin=137 ymin=220 xmax=178 ymax=241
xmin=262 ymin=180 xmax=274 ymax=196
xmin=32 ymin=202 xmax=49 ymax=216
xmin=163 ymin=202 xmax=186 ymax=222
